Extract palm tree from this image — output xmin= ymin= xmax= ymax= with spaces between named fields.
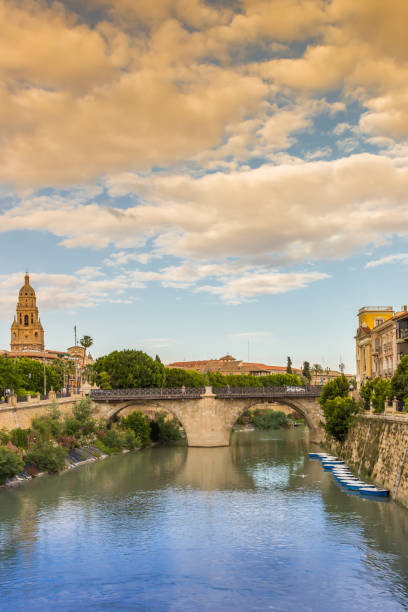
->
xmin=79 ymin=335 xmax=93 ymax=368
xmin=312 ymin=363 xmax=323 ymax=385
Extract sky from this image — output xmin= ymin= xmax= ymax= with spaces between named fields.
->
xmin=1 ymin=0 xmax=408 ymax=372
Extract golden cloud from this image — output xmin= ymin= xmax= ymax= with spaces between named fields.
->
xmin=0 ymin=0 xmax=408 ymax=190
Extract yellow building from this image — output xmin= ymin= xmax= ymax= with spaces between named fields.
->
xmin=355 ymin=306 xmax=394 ymax=386
xmin=10 ymin=274 xmax=45 ymax=352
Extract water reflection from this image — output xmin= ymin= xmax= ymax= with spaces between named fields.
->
xmin=1 ymin=429 xmax=408 ymax=611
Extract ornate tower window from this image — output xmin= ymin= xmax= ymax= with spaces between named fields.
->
xmin=24 ymin=315 xmax=29 ymax=326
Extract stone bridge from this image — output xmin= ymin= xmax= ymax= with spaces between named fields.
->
xmin=91 ymin=386 xmax=324 ymax=447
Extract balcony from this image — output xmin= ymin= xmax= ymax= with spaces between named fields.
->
xmin=383 ymin=342 xmax=393 ymax=352
xmin=396 ymin=328 xmax=408 ymax=342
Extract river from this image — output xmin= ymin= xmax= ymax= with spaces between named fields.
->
xmin=1 ymin=428 xmax=408 ymax=611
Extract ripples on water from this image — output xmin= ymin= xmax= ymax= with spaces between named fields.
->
xmin=0 ymin=428 xmax=408 ymax=611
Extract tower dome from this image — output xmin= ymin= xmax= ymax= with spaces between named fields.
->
xmin=18 ymin=273 xmax=36 ymax=298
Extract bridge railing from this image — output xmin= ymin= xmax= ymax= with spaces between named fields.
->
xmin=91 ymin=386 xmax=322 ymax=401
xmin=91 ymin=388 xmax=206 ymax=401
xmin=213 ymin=386 xmax=322 ymax=398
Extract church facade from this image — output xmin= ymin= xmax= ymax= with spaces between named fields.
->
xmin=10 ymin=274 xmax=45 ymax=352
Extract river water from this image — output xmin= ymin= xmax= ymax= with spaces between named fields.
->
xmin=1 ymin=428 xmax=408 ymax=611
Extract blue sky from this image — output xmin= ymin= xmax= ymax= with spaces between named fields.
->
xmin=1 ymin=0 xmax=408 ymax=373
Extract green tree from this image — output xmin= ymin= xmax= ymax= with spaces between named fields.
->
xmin=302 ymin=361 xmax=311 ymax=383
xmin=391 ymin=355 xmax=408 ymax=402
xmin=97 ymin=371 xmax=112 ymax=389
xmin=31 ymin=414 xmax=62 ymax=441
xmin=52 ymin=358 xmax=76 ymax=389
xmin=209 ymin=372 xmax=302 ymax=388
xmin=73 ymin=396 xmax=93 ymax=424
xmin=0 ymin=428 xmax=10 ymax=444
xmin=15 ymin=358 xmax=44 ymax=393
xmin=360 ymin=377 xmax=391 ymax=413
xmin=286 ymin=356 xmax=292 ymax=374
xmin=45 ymin=364 xmax=61 ymax=392
xmin=10 ymin=428 xmax=30 ymax=449
xmin=164 ymin=368 xmax=205 ymax=388
xmin=94 ymin=350 xmax=165 ymax=388
xmin=0 ymin=356 xmax=22 ymax=395
xmin=120 ymin=410 xmax=151 ymax=446
xmin=321 ymin=396 xmax=359 ymax=443
xmin=319 ymin=374 xmax=349 ymax=406
xmin=26 ymin=441 xmax=67 ymax=473
xmin=150 ymin=413 xmax=182 ymax=443
xmin=251 ymin=409 xmax=288 ymax=430
xmin=0 ymin=446 xmax=24 ymax=484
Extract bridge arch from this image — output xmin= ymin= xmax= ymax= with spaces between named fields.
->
xmin=92 ymin=399 xmax=193 ymax=444
xmin=234 ymin=399 xmax=316 ymax=432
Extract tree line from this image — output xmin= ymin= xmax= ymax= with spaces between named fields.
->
xmin=0 ymin=356 xmax=78 ymax=398
xmin=93 ymin=349 xmax=304 ymax=389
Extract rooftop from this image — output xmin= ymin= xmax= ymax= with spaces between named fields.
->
xmin=358 ymin=306 xmax=393 ymax=314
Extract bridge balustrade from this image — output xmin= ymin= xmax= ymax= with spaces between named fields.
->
xmin=213 ymin=386 xmax=322 ymax=398
xmin=91 ymin=388 xmax=206 ymax=401
xmin=91 ymin=386 xmax=322 ymax=401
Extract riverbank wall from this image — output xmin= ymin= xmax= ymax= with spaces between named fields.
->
xmin=325 ymin=414 xmax=408 ymax=507
xmin=0 ymin=397 xmax=81 ymax=430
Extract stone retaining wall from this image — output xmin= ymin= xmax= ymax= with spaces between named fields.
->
xmin=0 ymin=397 xmax=81 ymax=430
xmin=325 ymin=414 xmax=408 ymax=507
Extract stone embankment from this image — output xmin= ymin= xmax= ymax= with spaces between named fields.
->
xmin=0 ymin=394 xmax=81 ymax=430
xmin=325 ymin=413 xmax=408 ymax=508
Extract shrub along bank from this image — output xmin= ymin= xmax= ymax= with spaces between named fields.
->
xmin=0 ymin=397 xmax=183 ymax=486
xmin=236 ymin=408 xmax=290 ymax=430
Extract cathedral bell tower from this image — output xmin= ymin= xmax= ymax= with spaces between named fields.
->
xmin=10 ymin=274 xmax=44 ymax=351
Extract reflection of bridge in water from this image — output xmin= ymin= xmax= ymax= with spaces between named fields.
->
xmin=91 ymin=386 xmax=324 ymax=447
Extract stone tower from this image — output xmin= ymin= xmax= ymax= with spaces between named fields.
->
xmin=10 ymin=274 xmax=44 ymax=351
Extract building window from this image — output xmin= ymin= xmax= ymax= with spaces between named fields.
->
xmin=375 ymin=318 xmax=384 ymax=327
xmin=24 ymin=315 xmax=29 ymax=326
xmin=35 ymin=332 xmax=38 ymax=338
xmin=31 ymin=314 xmax=33 ymax=324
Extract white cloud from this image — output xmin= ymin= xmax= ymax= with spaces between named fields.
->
xmin=4 ymin=153 xmax=408 ymax=270
xmin=196 ymin=270 xmax=330 ymax=305
xmin=0 ymin=269 xmax=143 ymax=320
xmin=365 ymin=253 xmax=408 ymax=268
